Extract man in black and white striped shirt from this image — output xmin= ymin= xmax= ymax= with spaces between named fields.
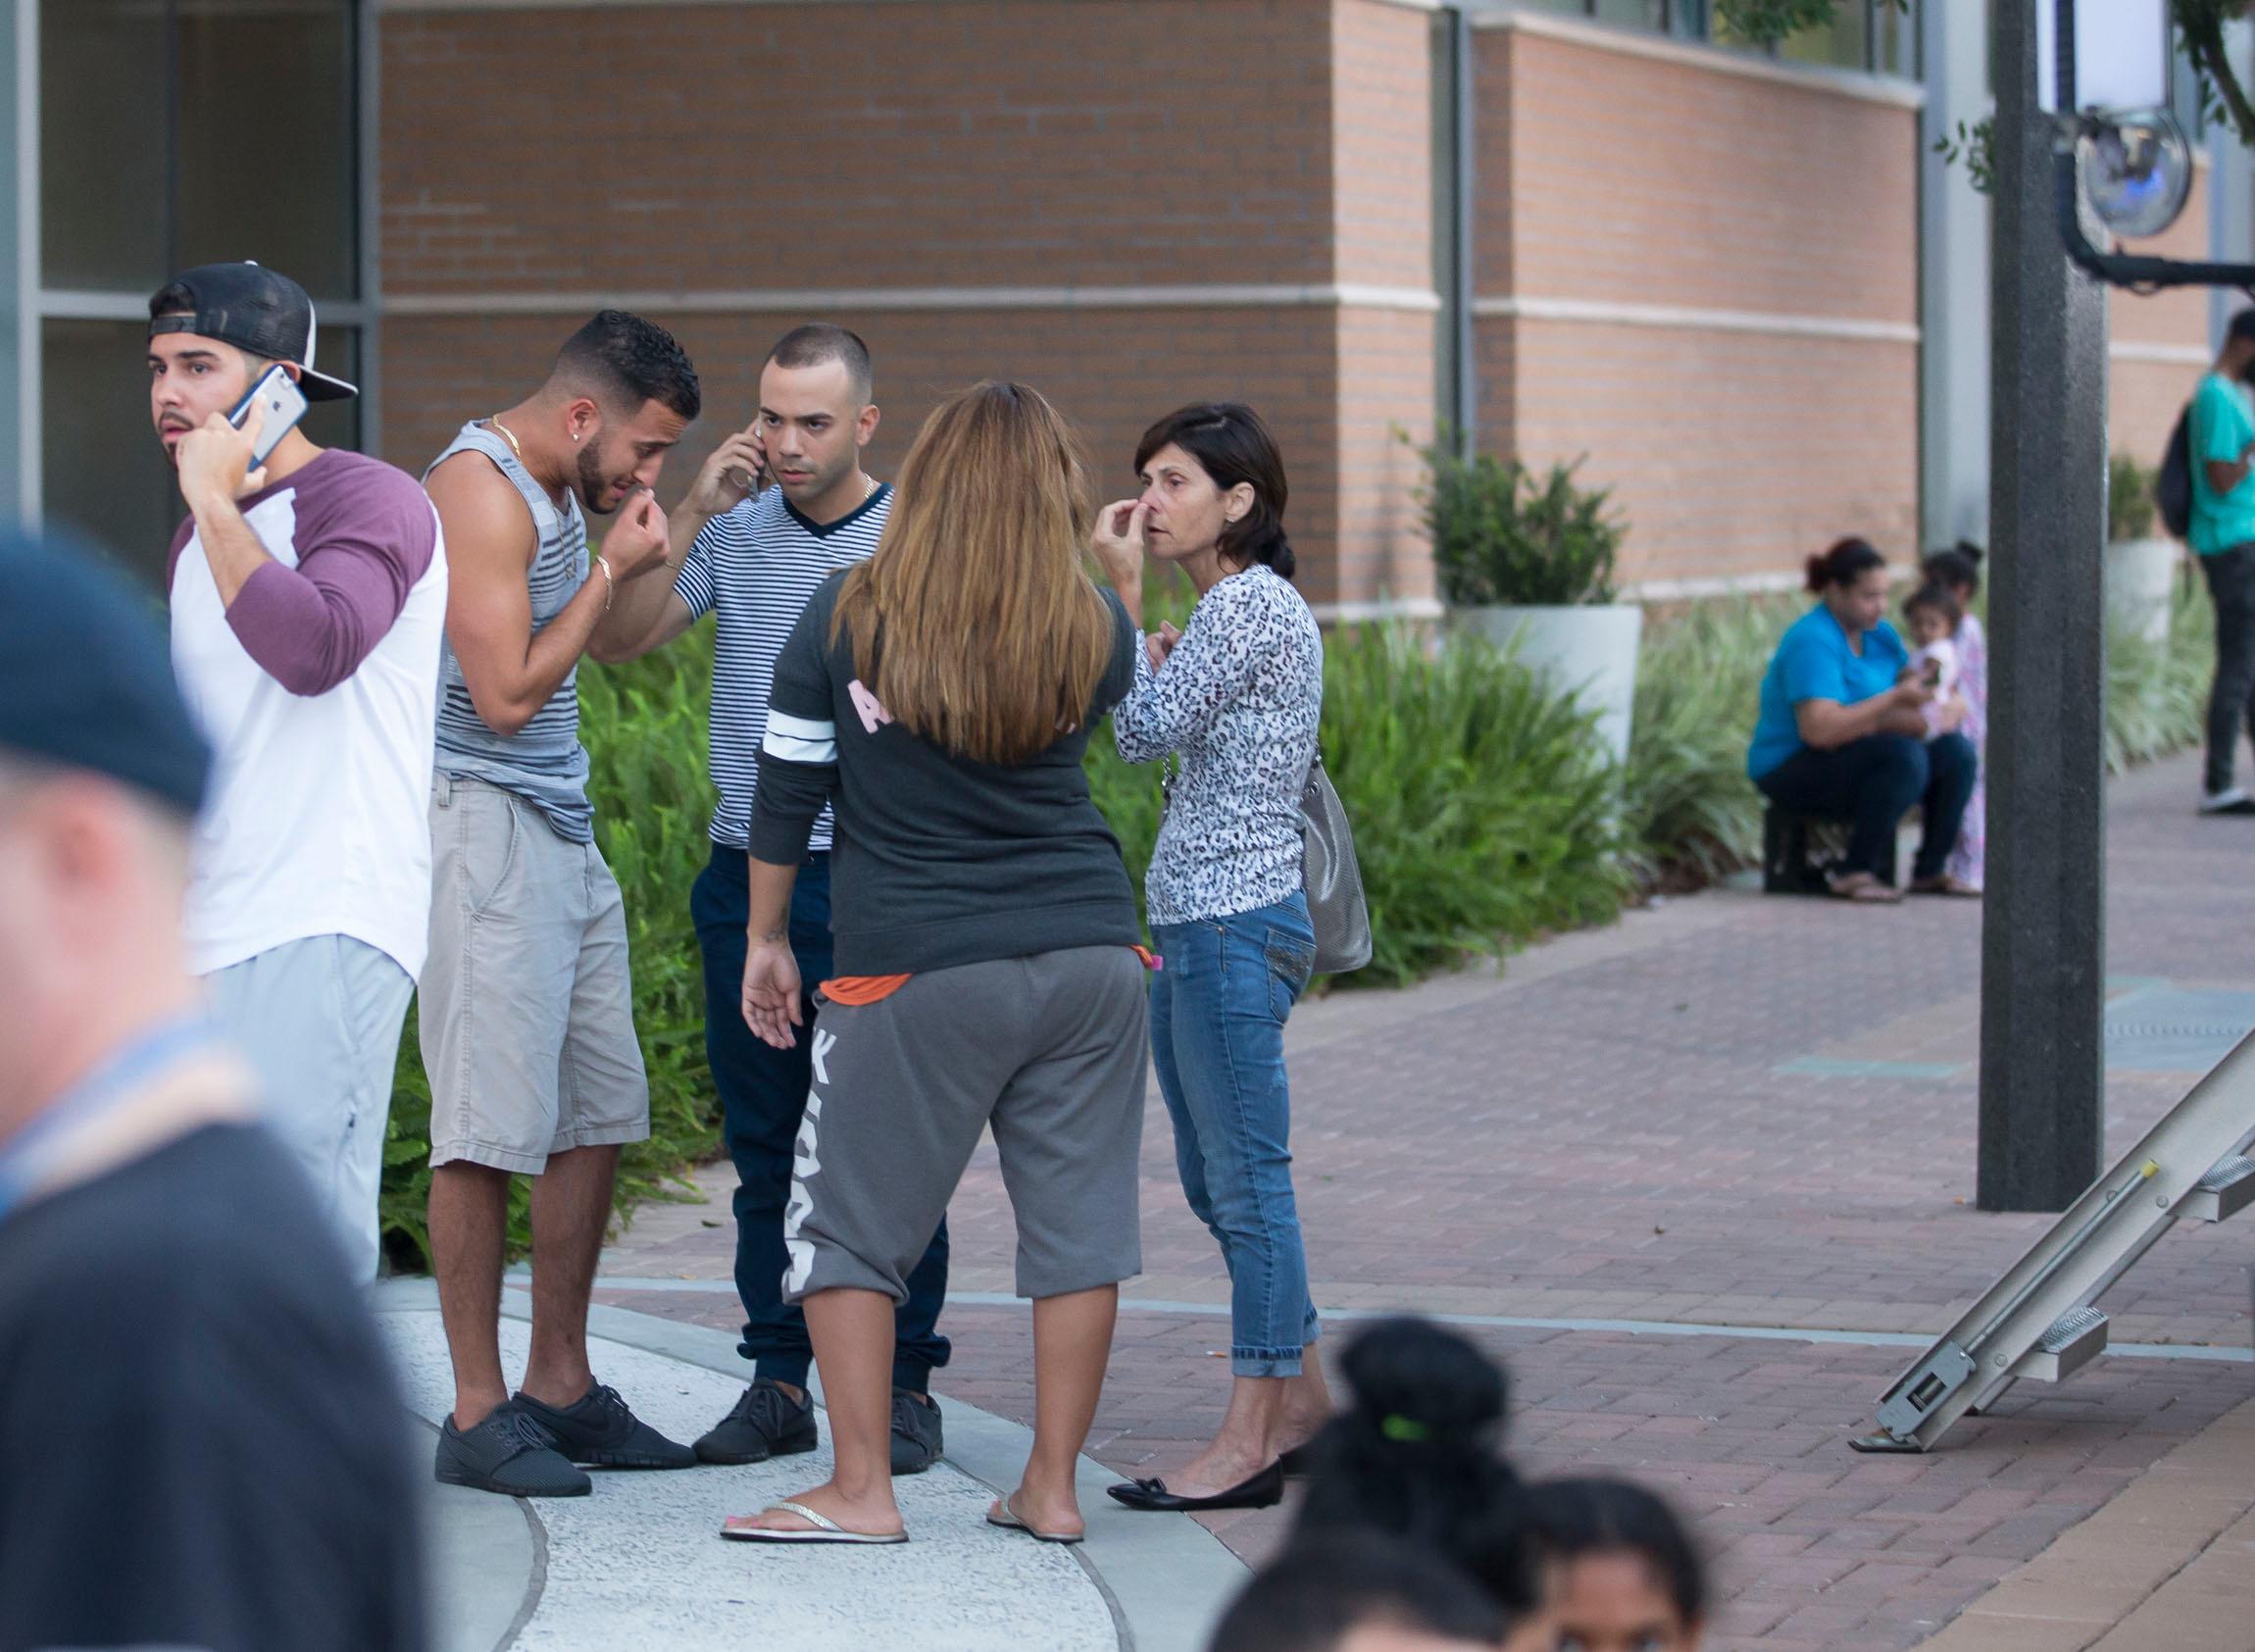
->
xmin=594 ymin=325 xmax=950 ymax=1473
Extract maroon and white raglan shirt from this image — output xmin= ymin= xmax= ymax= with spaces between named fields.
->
xmin=167 ymin=450 xmax=448 ymax=980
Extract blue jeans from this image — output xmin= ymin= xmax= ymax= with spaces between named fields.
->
xmin=1150 ymin=893 xmax=1320 ymax=1378
xmin=691 ymin=845 xmax=950 ymax=1392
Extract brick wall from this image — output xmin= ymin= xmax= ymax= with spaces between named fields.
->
xmin=1472 ymin=20 xmax=1921 ymax=586
xmin=1328 ymin=0 xmax=1437 ymax=608
xmin=383 ymin=303 xmax=1344 ymax=583
xmin=378 ymin=0 xmax=1336 ymax=295
xmin=1331 ymin=0 xmax=1433 ymax=294
xmin=2108 ymin=161 xmax=2216 ymax=472
xmin=377 ymin=0 xmax=1416 ymax=607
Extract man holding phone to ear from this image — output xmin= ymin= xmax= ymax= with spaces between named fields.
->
xmin=151 ymin=261 xmax=447 ymax=1284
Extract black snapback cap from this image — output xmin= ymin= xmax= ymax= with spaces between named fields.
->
xmin=0 ymin=529 xmax=212 ymax=818
xmin=148 ymin=261 xmax=357 ymax=402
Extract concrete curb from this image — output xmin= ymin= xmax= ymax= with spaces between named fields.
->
xmin=373 ymin=1278 xmax=1247 ymax=1651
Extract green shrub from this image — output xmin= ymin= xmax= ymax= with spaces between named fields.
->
xmin=1089 ymin=609 xmax=1629 ymax=986
xmin=1320 ymin=626 xmax=1629 ymax=981
xmin=2110 ymin=451 xmax=2160 ymax=543
xmin=375 ymin=572 xmax=2221 ymax=1266
xmin=379 ymin=623 xmax=722 ymax=1273
xmin=2106 ymin=570 xmax=2210 ymax=772
xmin=1623 ymin=595 xmax=1801 ymax=880
xmin=1416 ymin=439 xmax=1623 ymax=608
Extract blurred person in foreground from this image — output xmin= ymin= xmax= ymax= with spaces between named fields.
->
xmin=1290 ymin=1318 xmax=1542 ymax=1618
xmin=1528 ymin=1477 xmax=1709 ymax=1652
xmin=0 ymin=531 xmax=426 ymax=1652
xmin=1208 ymin=1533 xmax=1540 ymax=1652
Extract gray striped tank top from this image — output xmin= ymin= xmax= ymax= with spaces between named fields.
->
xmin=426 ymin=422 xmax=594 ymax=843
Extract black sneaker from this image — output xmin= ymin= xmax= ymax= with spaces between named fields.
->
xmin=890 ymin=1390 xmax=944 ymax=1476
xmin=694 ymin=1378 xmax=819 ymax=1467
xmin=513 ymin=1382 xmax=696 ymax=1471
xmin=434 ymin=1402 xmax=590 ymax=1497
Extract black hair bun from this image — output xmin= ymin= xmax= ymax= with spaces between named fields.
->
xmin=1339 ymin=1317 xmax=1507 ymax=1444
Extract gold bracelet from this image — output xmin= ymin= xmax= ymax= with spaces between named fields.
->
xmin=596 ymin=554 xmax=615 ymax=613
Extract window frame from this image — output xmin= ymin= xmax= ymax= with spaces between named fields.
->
xmin=16 ymin=0 xmax=377 ymax=533
xmin=1500 ymin=0 xmax=1923 ymax=80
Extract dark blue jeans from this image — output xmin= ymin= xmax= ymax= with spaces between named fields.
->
xmin=691 ymin=845 xmax=950 ymax=1392
xmin=1149 ymin=894 xmax=1321 ymax=1377
xmin=1756 ymin=732 xmax=1978 ymax=883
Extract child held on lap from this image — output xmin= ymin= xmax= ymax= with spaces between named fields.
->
xmin=1903 ymin=582 xmax=1971 ymax=741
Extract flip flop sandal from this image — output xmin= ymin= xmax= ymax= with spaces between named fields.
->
xmin=1910 ymin=876 xmax=1980 ymax=898
xmin=720 ymin=1500 xmax=909 ymax=1545
xmin=1828 ymin=874 xmax=1902 ymax=904
xmin=985 ymin=1494 xmax=1084 ymax=1545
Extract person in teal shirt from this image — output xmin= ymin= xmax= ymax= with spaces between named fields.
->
xmin=2188 ymin=309 xmax=2255 ymax=814
xmin=1748 ymin=538 xmax=1978 ymax=903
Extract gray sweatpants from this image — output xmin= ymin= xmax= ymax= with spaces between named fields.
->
xmin=782 ymin=945 xmax=1149 ymax=1305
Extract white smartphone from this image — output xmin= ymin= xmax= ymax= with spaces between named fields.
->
xmin=227 ymin=364 xmax=310 ymax=466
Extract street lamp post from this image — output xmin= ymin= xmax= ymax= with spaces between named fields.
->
xmin=1979 ymin=0 xmax=2110 ymax=1213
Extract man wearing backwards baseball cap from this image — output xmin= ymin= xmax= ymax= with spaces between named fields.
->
xmin=0 ymin=530 xmax=426 ymax=1652
xmin=150 ymin=260 xmax=448 ymax=1282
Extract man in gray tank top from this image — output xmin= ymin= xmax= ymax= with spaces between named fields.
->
xmin=420 ymin=311 xmax=715 ymax=1496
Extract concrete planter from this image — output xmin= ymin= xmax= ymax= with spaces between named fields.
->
xmin=2105 ymin=536 xmax=2178 ymax=648
xmin=1448 ymin=603 xmax=1645 ymax=764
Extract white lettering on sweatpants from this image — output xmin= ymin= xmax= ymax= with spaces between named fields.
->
xmin=781 ymin=1028 xmax=841 ymax=1295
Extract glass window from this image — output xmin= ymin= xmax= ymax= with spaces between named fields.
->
xmin=1708 ymin=5 xmax=1766 ymax=52
xmin=40 ymin=0 xmax=358 ymax=300
xmin=42 ymin=320 xmax=183 ymax=581
xmin=1876 ymin=0 xmax=1916 ymax=77
xmin=1592 ymin=0 xmax=1668 ymax=29
xmin=40 ymin=4 xmax=171 ymax=291
xmin=175 ymin=1 xmax=358 ymax=297
xmin=1779 ymin=1 xmax=1871 ymax=71
xmin=42 ymin=321 xmax=362 ymax=588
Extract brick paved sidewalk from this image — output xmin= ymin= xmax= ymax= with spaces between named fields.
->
xmin=595 ymin=750 xmax=2255 ymax=1649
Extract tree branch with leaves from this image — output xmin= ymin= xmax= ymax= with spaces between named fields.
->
xmin=1721 ymin=0 xmax=2255 ymax=196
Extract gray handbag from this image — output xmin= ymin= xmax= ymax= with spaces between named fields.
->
xmin=1160 ymin=745 xmax=1372 ymax=976
xmin=1298 ymin=747 xmax=1372 ymax=975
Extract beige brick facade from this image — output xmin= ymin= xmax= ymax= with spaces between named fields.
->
xmin=371 ymin=0 xmax=2219 ymax=603
xmin=1472 ymin=18 xmax=1921 ymax=587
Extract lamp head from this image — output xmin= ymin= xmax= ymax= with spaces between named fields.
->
xmin=2078 ymin=112 xmax=2195 ymax=241
xmin=2040 ymin=0 xmax=2192 ymax=241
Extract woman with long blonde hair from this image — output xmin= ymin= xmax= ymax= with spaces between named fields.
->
xmin=719 ymin=380 xmax=1148 ymax=1548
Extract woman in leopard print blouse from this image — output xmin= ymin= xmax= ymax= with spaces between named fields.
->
xmin=1090 ymin=402 xmax=1329 ymax=1516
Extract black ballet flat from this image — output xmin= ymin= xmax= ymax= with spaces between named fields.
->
xmin=1278 ymin=1444 xmax=1311 ymax=1478
xmin=1106 ymin=1459 xmax=1286 ymax=1512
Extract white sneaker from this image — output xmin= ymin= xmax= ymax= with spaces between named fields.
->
xmin=2199 ymin=787 xmax=2255 ymax=816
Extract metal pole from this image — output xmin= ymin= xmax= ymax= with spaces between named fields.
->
xmin=1979 ymin=0 xmax=2108 ymax=1212
xmin=1439 ymin=3 xmax=1475 ymax=460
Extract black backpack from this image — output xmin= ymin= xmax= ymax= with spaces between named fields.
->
xmin=2159 ymin=403 xmax=2194 ymax=539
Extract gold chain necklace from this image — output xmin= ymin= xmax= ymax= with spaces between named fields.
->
xmin=487 ymin=415 xmax=525 ymax=460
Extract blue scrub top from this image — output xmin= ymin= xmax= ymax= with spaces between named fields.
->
xmin=1747 ymin=604 xmax=1909 ymax=780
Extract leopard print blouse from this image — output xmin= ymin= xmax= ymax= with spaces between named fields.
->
xmin=1113 ymin=564 xmax=1324 ymax=926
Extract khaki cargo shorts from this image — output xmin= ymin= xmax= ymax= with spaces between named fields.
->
xmin=420 ymin=773 xmax=650 ymax=1174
